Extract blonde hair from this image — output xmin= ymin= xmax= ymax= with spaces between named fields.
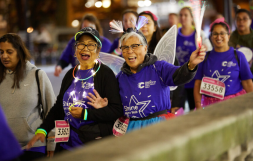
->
xmin=180 ymin=7 xmax=195 ymax=26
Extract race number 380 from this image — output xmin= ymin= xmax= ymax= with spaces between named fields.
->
xmin=55 ymin=120 xmax=70 ymax=143
xmin=200 ymin=77 xmax=225 ymax=99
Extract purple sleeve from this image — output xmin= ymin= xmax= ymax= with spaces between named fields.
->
xmin=108 ymin=38 xmax=119 ymax=53
xmin=59 ymin=37 xmax=75 ymax=65
xmin=155 ymin=61 xmax=180 ymax=86
xmin=238 ymin=51 xmax=253 ymax=80
xmin=195 ymin=62 xmax=204 ymax=80
xmin=0 ymin=106 xmax=22 ymax=161
xmin=100 ymin=36 xmax=112 ymax=53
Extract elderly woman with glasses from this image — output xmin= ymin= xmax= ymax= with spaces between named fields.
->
xmin=113 ymin=28 xmax=206 ymax=133
xmin=194 ymin=18 xmax=253 ymax=109
xmin=27 ymin=27 xmax=123 ymax=152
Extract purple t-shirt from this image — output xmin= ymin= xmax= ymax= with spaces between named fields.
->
xmin=117 ymin=61 xmax=179 ymax=118
xmin=61 ymin=69 xmax=95 ymax=149
xmin=195 ymin=47 xmax=253 ymax=96
xmin=176 ymin=28 xmax=197 ymax=88
xmin=0 ymin=106 xmax=22 ymax=161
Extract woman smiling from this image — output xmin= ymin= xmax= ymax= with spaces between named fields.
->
xmin=194 ymin=18 xmax=253 ymax=109
xmin=27 ymin=27 xmax=123 ymax=152
xmin=116 ymin=28 xmax=206 ymax=132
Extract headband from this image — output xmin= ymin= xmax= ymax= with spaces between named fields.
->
xmin=209 ymin=18 xmax=230 ymax=33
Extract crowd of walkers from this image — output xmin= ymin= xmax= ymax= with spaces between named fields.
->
xmin=0 ymin=7 xmax=253 ymax=161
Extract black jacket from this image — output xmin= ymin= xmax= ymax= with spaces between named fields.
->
xmin=39 ymin=63 xmax=123 ymax=137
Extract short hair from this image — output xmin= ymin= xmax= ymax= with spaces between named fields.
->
xmin=122 ymin=9 xmax=138 ymax=18
xmin=169 ymin=13 xmax=178 ymax=17
xmin=119 ymin=32 xmax=148 ymax=48
xmin=236 ymin=9 xmax=252 ymax=19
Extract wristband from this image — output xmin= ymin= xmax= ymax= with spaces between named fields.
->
xmin=188 ymin=62 xmax=195 ymax=70
xmin=84 ymin=109 xmax=88 ymax=120
xmin=37 ymin=128 xmax=47 ymax=135
xmin=114 ymin=49 xmax=121 ymax=56
xmin=35 ymin=129 xmax=46 ymax=137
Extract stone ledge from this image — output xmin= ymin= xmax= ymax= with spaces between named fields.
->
xmin=40 ymin=92 xmax=253 ymax=161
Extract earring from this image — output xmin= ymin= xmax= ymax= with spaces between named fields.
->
xmin=98 ymin=55 xmax=100 ymax=58
xmin=74 ymin=54 xmax=77 ymax=57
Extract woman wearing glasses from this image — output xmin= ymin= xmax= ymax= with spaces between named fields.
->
xmin=27 ymin=27 xmax=123 ymax=152
xmin=115 ymin=28 xmax=206 ymax=132
xmin=194 ymin=18 xmax=253 ymax=109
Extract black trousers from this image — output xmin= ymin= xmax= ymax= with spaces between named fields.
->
xmin=19 ymin=151 xmax=46 ymax=161
xmin=185 ymin=88 xmax=195 ymax=110
xmin=171 ymin=87 xmax=195 ymax=111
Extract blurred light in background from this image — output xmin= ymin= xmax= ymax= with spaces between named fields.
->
xmin=71 ymin=20 xmax=80 ymax=27
xmin=85 ymin=1 xmax=93 ymax=8
xmin=138 ymin=0 xmax=152 ymax=7
xmin=144 ymin=0 xmax=152 ymax=7
xmin=95 ymin=1 xmax=102 ymax=8
xmin=138 ymin=1 xmax=145 ymax=7
xmin=27 ymin=27 xmax=34 ymax=33
xmin=102 ymin=0 xmax=111 ymax=8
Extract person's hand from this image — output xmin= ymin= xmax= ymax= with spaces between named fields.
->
xmin=170 ymin=107 xmax=179 ymax=114
xmin=26 ymin=133 xmax=45 ymax=150
xmin=189 ymin=46 xmax=207 ymax=69
xmin=54 ymin=66 xmax=62 ymax=77
xmin=69 ymin=107 xmax=83 ymax=118
xmin=195 ymin=102 xmax=202 ymax=110
xmin=47 ymin=151 xmax=54 ymax=158
xmin=87 ymin=89 xmax=108 ymax=109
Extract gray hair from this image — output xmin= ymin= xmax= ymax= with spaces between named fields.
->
xmin=119 ymin=32 xmax=148 ymax=47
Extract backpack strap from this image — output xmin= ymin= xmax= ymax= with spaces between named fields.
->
xmin=35 ymin=69 xmax=44 ymax=120
xmin=204 ymin=51 xmax=211 ymax=62
xmin=234 ymin=49 xmax=240 ymax=67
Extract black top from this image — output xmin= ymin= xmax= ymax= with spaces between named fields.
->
xmin=39 ymin=63 xmax=123 ymax=137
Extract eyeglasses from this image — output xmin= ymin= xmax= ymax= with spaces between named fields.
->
xmin=75 ymin=42 xmax=97 ymax=51
xmin=120 ymin=44 xmax=143 ymax=53
xmin=211 ymin=32 xmax=228 ymax=38
xmin=236 ymin=18 xmax=250 ymax=22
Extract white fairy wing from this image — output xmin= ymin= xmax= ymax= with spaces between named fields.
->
xmin=153 ymin=25 xmax=177 ymax=91
xmin=99 ymin=52 xmax=125 ymax=75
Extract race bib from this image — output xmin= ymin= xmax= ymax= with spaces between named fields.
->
xmin=200 ymin=77 xmax=225 ymax=99
xmin=55 ymin=120 xmax=70 ymax=143
xmin=113 ymin=116 xmax=129 ymax=137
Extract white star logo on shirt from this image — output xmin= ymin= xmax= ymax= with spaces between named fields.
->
xmin=212 ymin=70 xmax=230 ymax=83
xmin=176 ymin=46 xmax=189 ymax=63
xmin=129 ymin=95 xmax=151 ymax=118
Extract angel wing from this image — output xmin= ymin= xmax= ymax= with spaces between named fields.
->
xmin=99 ymin=52 xmax=125 ymax=75
xmin=153 ymin=25 xmax=177 ymax=91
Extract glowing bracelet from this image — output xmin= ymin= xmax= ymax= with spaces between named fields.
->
xmin=35 ymin=130 xmax=46 ymax=137
xmin=36 ymin=130 xmax=46 ymax=136
xmin=114 ymin=49 xmax=121 ymax=56
xmin=37 ymin=128 xmax=47 ymax=135
xmin=84 ymin=109 xmax=88 ymax=120
xmin=35 ymin=131 xmax=46 ymax=136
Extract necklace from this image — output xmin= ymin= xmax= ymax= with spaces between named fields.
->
xmin=72 ymin=60 xmax=101 ymax=81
